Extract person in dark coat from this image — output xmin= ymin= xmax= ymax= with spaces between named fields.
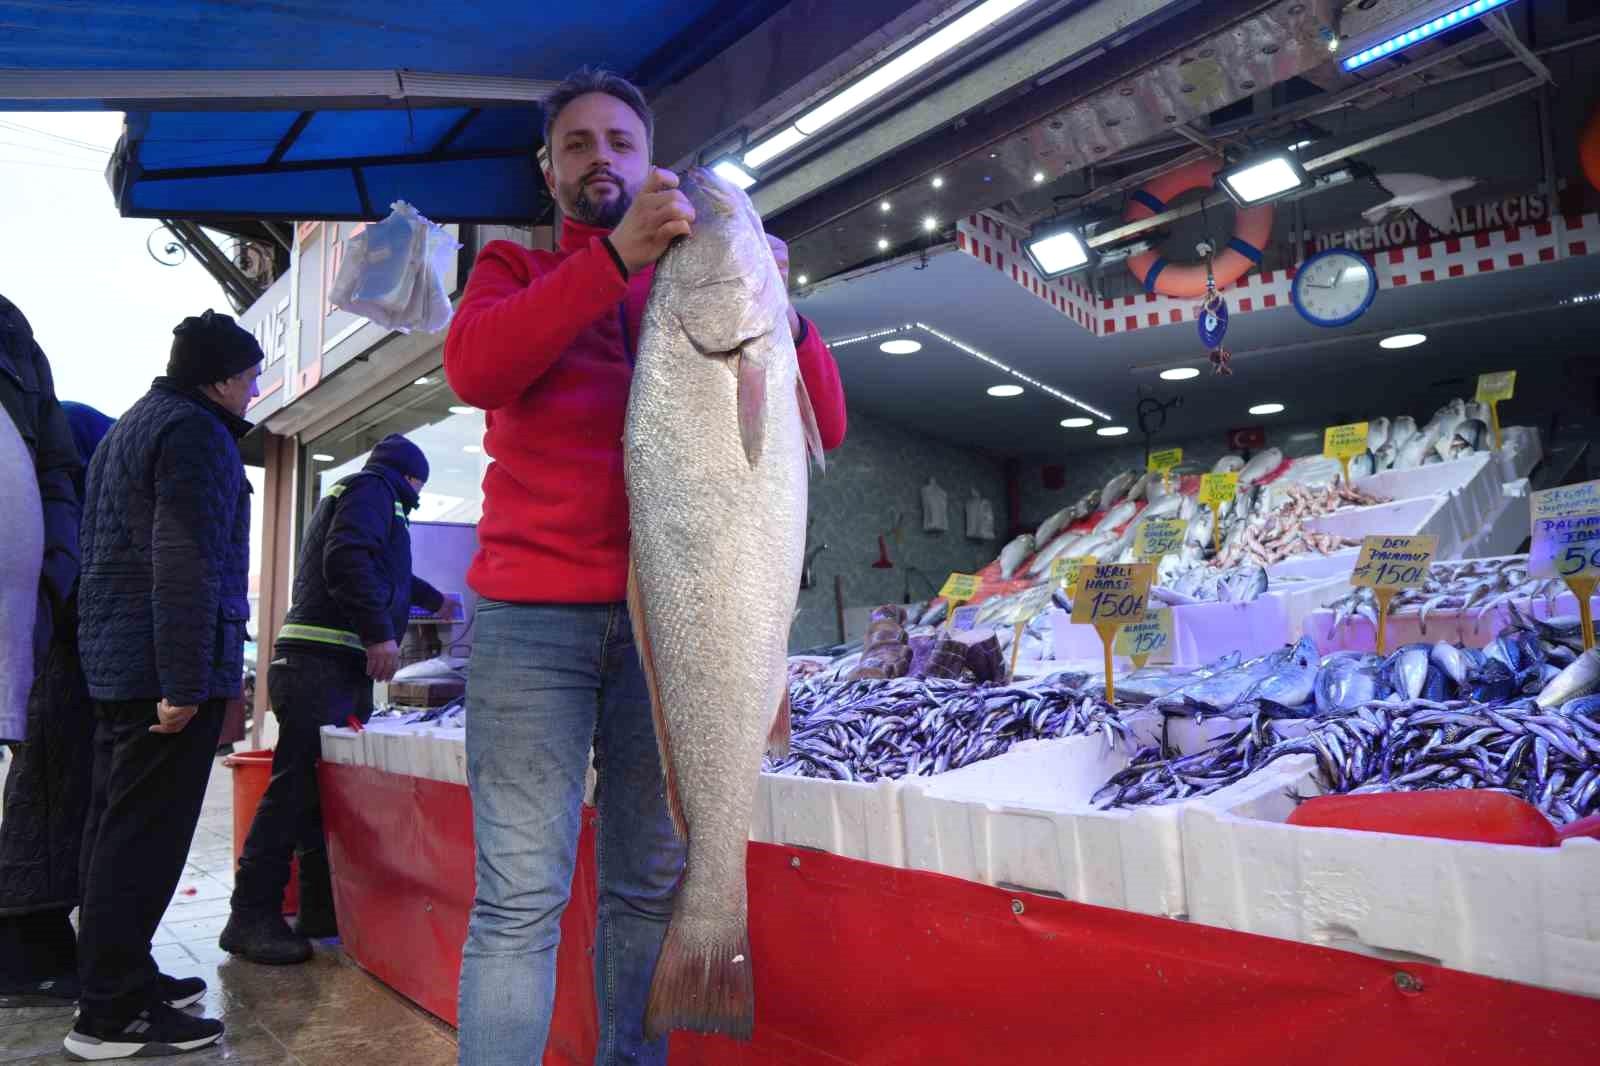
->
xmin=68 ymin=311 xmax=261 ymax=1060
xmin=0 ymin=295 xmax=84 ymax=1005
xmin=220 ymin=434 xmax=444 ymax=965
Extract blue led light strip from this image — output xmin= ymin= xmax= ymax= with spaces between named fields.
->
xmin=1341 ymin=0 xmax=1513 ymax=71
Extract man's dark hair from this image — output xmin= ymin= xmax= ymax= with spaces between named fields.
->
xmin=540 ymin=67 xmax=654 ymax=155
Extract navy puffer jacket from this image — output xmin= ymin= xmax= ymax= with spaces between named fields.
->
xmin=78 ymin=378 xmax=252 ymax=705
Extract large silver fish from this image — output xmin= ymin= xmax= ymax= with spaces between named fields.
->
xmin=1034 ymin=504 xmax=1079 ymax=547
xmin=997 ymin=533 xmax=1036 ymax=579
xmin=0 ymin=404 xmax=43 ymax=744
xmin=1028 ymin=530 xmax=1084 ymax=577
xmin=1238 ymin=447 xmax=1283 ymax=485
xmin=624 ymin=168 xmax=824 ymax=1040
xmin=1094 ymin=499 xmax=1139 ymax=535
xmin=1099 ymin=469 xmax=1139 ymax=512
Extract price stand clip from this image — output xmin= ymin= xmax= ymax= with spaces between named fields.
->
xmin=1529 ymin=479 xmax=1600 ymax=651
xmin=1350 ymin=534 xmax=1439 ymax=654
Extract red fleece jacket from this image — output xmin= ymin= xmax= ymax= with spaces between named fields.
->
xmin=444 ymin=219 xmax=847 ymax=605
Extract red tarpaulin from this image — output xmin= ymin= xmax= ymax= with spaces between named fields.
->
xmin=321 ymin=764 xmax=1600 ymax=1066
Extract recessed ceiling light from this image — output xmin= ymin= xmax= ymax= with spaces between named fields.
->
xmin=987 ymin=384 xmax=1024 ymax=397
xmin=311 ymin=453 xmax=334 ymax=462
xmin=797 ymin=274 xmax=809 ymax=285
xmin=1060 ymin=417 xmax=1094 ymax=428
xmin=1249 ymin=402 xmax=1286 ymax=415
xmin=1380 ymin=332 xmax=1427 ymax=349
xmin=880 ymin=339 xmax=922 ymax=355
xmin=880 ymin=200 xmax=892 ymax=212
xmin=448 ymin=405 xmax=475 ymax=415
xmin=463 ymin=444 xmax=482 ymax=454
xmin=413 ymin=377 xmax=433 ymax=386
xmin=1160 ymin=367 xmax=1201 ymax=381
xmin=922 ymin=216 xmax=938 ymax=232
xmin=931 ymin=175 xmax=944 ymax=189
xmin=1097 ymin=426 xmax=1130 ymax=437
xmin=1033 ymin=171 xmax=1046 ymax=183
xmin=877 ymin=237 xmax=890 ymax=251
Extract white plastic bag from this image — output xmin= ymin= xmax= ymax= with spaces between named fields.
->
xmin=964 ymin=489 xmax=996 ymax=541
xmin=330 ymin=201 xmax=462 ymax=334
xmin=921 ymin=478 xmax=949 ymax=533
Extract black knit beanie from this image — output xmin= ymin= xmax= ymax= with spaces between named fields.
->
xmin=368 ymin=434 xmax=429 ymax=483
xmin=167 ymin=309 xmax=263 ymax=388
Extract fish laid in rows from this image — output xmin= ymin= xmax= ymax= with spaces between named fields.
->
xmin=625 ymin=168 xmax=824 ymax=1040
xmin=997 ymin=533 xmax=1036 ymax=579
xmin=1099 ymin=469 xmax=1140 ymax=512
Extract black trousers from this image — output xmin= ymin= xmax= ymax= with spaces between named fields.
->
xmin=76 ymin=698 xmax=225 ymax=1023
xmin=231 ymin=651 xmax=371 ymax=916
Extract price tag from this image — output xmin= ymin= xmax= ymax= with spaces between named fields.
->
xmin=1114 ymin=609 xmax=1173 ymax=668
xmin=1350 ymin=534 xmax=1439 ymax=590
xmin=1198 ymin=472 xmax=1239 ymax=508
xmin=1071 ymin=563 xmax=1154 ymax=626
xmin=939 ymin=573 xmax=981 ymax=602
xmin=1324 ymin=421 xmax=1369 ymax=483
xmin=950 ymin=605 xmax=982 ymax=631
xmin=1351 ymin=534 xmax=1439 ymax=654
xmin=1050 ymin=555 xmax=1097 ymax=596
xmin=1003 ymin=584 xmax=1056 ymax=626
xmin=1148 ymin=447 xmax=1183 ymax=474
xmin=1530 ymin=480 xmax=1600 ymax=650
xmin=1475 ymin=370 xmax=1516 ymax=404
xmin=1134 ymin=517 xmax=1187 ymax=561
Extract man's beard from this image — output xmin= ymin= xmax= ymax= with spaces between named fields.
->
xmin=566 ymin=172 xmax=631 ymax=229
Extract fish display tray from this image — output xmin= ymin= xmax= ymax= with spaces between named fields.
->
xmin=1354 ymin=452 xmax=1501 ymax=558
xmin=1499 ymin=425 xmax=1542 ymax=483
xmin=1306 ymin=585 xmax=1600 ymax=653
xmin=320 ymin=725 xmax=468 ymax=785
xmin=1182 ymin=780 xmax=1600 ymax=1000
xmin=1303 ymin=493 xmax=1455 ymax=555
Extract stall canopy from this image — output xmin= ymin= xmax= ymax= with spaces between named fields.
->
xmin=0 ymin=0 xmax=785 ymax=222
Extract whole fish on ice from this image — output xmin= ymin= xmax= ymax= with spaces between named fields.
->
xmin=997 ymin=533 xmax=1036 ymax=579
xmin=1238 ymin=447 xmax=1282 ymax=485
xmin=624 ymin=168 xmax=825 ymax=1040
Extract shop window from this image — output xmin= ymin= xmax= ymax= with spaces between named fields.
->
xmin=301 ymin=369 xmax=487 ymax=528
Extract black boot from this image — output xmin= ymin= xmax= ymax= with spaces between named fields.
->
xmin=293 ymin=848 xmax=339 ymax=940
xmin=218 ymin=909 xmax=311 ymax=965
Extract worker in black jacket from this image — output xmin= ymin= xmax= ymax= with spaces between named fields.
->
xmin=220 ymin=434 xmax=444 ymax=965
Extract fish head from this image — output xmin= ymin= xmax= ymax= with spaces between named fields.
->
xmin=664 ymin=168 xmax=789 ymax=352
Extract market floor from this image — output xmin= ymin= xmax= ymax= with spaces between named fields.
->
xmin=0 ymin=755 xmax=460 ymax=1065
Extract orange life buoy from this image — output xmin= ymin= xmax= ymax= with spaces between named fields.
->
xmin=1123 ymin=160 xmax=1275 ymax=299
xmin=1581 ymin=99 xmax=1600 ymax=194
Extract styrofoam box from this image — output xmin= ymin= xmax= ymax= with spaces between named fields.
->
xmin=1304 ymin=493 xmax=1455 ymax=555
xmin=751 ymin=773 xmax=907 ymax=868
xmin=320 ymin=726 xmax=363 ymax=765
xmin=1499 ymin=425 xmax=1542 ymax=483
xmin=1183 ymin=781 xmax=1600 ymax=999
xmin=1355 ymin=452 xmax=1500 ymax=561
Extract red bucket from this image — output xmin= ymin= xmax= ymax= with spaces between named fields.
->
xmin=222 ymin=750 xmax=298 ymax=915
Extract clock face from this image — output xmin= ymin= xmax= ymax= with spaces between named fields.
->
xmin=1292 ymin=249 xmax=1377 ymax=328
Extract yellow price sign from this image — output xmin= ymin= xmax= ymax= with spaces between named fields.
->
xmin=1530 ymin=480 xmax=1600 ymax=650
xmin=1351 ymin=534 xmax=1439 ymax=654
xmin=1050 ymin=555 xmax=1097 ymax=596
xmin=1475 ymin=370 xmax=1516 ymax=404
xmin=1071 ymin=563 xmax=1154 ymax=626
xmin=1324 ymin=421 xmax=1370 ymax=484
xmin=1114 ymin=609 xmax=1173 ymax=668
xmin=1198 ymin=472 xmax=1239 ymax=508
xmin=1003 ymin=584 xmax=1056 ymax=626
xmin=939 ymin=573 xmax=981 ymax=602
xmin=1148 ymin=447 xmax=1183 ymax=474
xmin=1134 ymin=517 xmax=1187 ymax=561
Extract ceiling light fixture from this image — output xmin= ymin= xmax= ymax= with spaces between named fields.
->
xmin=931 ymin=175 xmax=945 ymax=189
xmin=797 ymin=274 xmax=809 ymax=285
xmin=880 ymin=200 xmax=893 ymax=212
xmin=877 ymin=237 xmax=890 ymax=251
xmin=1249 ymin=402 xmax=1286 ymax=415
xmin=710 ymin=158 xmax=757 ymax=190
xmin=880 ymin=339 xmax=922 ymax=355
xmin=311 ymin=453 xmax=334 ymax=462
xmin=1160 ymin=367 xmax=1201 ymax=381
xmin=1033 ymin=171 xmax=1046 ymax=183
xmin=1096 ymin=426 xmax=1130 ymax=437
xmin=913 ymin=321 xmax=1112 ymax=420
xmin=448 ymin=405 xmax=475 ymax=415
xmin=922 ymin=216 xmax=938 ymax=232
xmin=1342 ymin=0 xmax=1511 ymax=72
xmin=1380 ymin=332 xmax=1427 ymax=349
xmin=1217 ymin=151 xmax=1307 ymax=206
xmin=1060 ymin=417 xmax=1093 ymax=428
xmin=987 ymin=384 xmax=1024 ymax=397
xmin=1023 ymin=221 xmax=1093 ymax=277
xmin=742 ymin=125 xmax=806 ymax=168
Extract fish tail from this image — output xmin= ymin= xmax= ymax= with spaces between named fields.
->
xmin=767 ymin=686 xmax=792 ymax=757
xmin=644 ymin=910 xmax=755 ymax=1041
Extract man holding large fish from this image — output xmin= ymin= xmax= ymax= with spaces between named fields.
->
xmin=444 ymin=68 xmax=847 ymax=1065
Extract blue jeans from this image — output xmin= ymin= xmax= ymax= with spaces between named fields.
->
xmin=457 ymin=601 xmax=684 ymax=1066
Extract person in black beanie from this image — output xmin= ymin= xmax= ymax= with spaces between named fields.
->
xmin=68 ymin=310 xmax=261 ymax=1059
xmin=220 ymin=433 xmax=444 ymax=965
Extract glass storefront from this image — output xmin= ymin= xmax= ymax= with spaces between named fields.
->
xmin=302 ymin=368 xmax=487 ymax=524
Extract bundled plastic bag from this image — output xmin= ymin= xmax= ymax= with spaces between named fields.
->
xmin=330 ymin=201 xmax=461 ymax=334
xmin=964 ymin=488 xmax=996 ymax=541
xmin=921 ymin=478 xmax=949 ymax=533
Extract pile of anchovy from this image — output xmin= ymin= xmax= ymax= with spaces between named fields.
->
xmin=765 ymin=674 xmax=1135 ymax=782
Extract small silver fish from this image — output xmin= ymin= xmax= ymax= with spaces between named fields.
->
xmin=1367 ymin=416 xmax=1391 ymax=452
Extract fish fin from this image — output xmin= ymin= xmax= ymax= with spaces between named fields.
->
xmin=794 ymin=372 xmax=826 ymax=474
xmin=1408 ymin=196 xmax=1457 ymax=233
xmin=644 ymin=911 xmax=754 ymax=1041
xmin=627 ymin=551 xmax=688 ymax=841
xmin=767 ymin=685 xmax=792 ymax=758
xmin=736 ymin=349 xmax=767 ymax=468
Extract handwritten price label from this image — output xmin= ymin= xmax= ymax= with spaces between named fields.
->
xmin=1148 ymin=447 xmax=1183 ymax=475
xmin=950 ymin=605 xmax=982 ymax=631
xmin=1351 ymin=534 xmax=1439 ymax=590
xmin=1051 ymin=555 xmax=1097 ymax=595
xmin=1071 ymin=563 xmax=1154 ymax=626
xmin=939 ymin=573 xmax=981 ymax=602
xmin=1198 ymin=472 xmax=1239 ymax=508
xmin=1530 ymin=480 xmax=1600 ymax=580
xmin=1134 ymin=517 xmax=1187 ymax=561
xmin=1323 ymin=422 xmax=1370 ymax=461
xmin=1114 ymin=609 xmax=1173 ymax=664
xmin=1476 ymin=370 xmax=1517 ymax=404
xmin=1004 ymin=584 xmax=1055 ymax=626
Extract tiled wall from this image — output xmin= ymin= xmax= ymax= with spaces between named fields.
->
xmin=792 ymin=407 xmax=1008 ymax=652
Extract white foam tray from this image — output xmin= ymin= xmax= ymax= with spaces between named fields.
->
xmin=1183 ymin=786 xmax=1600 ymax=999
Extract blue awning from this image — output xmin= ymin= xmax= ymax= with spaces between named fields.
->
xmin=0 ymin=0 xmax=787 ymax=223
